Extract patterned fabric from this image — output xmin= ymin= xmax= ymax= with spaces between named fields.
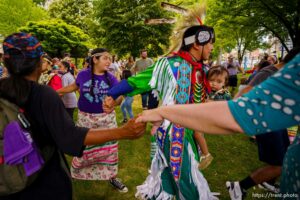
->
xmin=209 ymin=89 xmax=231 ymax=101
xmin=228 ymin=53 xmax=300 ymax=195
xmin=3 ymin=32 xmax=43 ymax=59
xmin=129 ymin=55 xmax=216 ymax=200
xmin=193 ymin=82 xmax=206 ymax=103
xmin=38 ymin=72 xmax=55 ymax=85
xmin=71 ymin=111 xmax=118 ymax=180
xmin=150 ymin=136 xmax=157 ymax=161
xmin=170 ymin=59 xmax=191 ymax=182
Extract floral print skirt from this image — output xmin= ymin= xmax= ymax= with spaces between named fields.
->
xmin=71 ymin=111 xmax=118 ymax=180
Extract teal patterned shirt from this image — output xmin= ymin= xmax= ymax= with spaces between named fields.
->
xmin=228 ymin=53 xmax=300 ymax=196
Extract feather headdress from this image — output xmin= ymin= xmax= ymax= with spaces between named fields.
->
xmin=168 ymin=4 xmax=208 ymax=54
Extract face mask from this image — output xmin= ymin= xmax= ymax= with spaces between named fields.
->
xmin=52 ymin=65 xmax=59 ymax=70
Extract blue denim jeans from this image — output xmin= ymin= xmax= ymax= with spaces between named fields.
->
xmin=121 ymin=96 xmax=134 ymax=119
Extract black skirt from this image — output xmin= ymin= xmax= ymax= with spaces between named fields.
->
xmin=256 ymin=129 xmax=290 ymax=166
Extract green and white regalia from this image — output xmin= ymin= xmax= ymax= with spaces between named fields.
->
xmin=115 ymin=54 xmax=217 ymax=200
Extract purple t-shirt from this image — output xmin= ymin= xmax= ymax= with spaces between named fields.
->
xmin=76 ymin=69 xmax=119 ymax=113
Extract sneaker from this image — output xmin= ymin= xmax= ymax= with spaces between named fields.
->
xmin=109 ymin=178 xmax=128 ymax=193
xmin=122 ymin=119 xmax=128 ymax=123
xmin=199 ymin=153 xmax=214 ymax=170
xmin=258 ymin=182 xmax=280 ymax=193
xmin=226 ymin=181 xmax=246 ymax=200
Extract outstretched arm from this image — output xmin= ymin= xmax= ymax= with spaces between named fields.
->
xmin=84 ymin=118 xmax=146 ymax=145
xmin=57 ymin=82 xmax=78 ymax=96
xmin=137 ymin=101 xmax=243 ymax=135
xmin=137 ymin=57 xmax=300 ymax=136
xmin=104 ymin=64 xmax=155 ymax=110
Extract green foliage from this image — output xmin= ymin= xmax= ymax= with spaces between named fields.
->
xmin=19 ymin=19 xmax=92 ymax=58
xmin=206 ymin=0 xmax=269 ymax=63
xmin=33 ymin=0 xmax=47 ymax=5
xmin=92 ymin=0 xmax=172 ymax=58
xmin=0 ymin=0 xmax=48 ymax=37
xmin=48 ymin=0 xmax=93 ymax=32
xmin=207 ymin=0 xmax=300 ymax=53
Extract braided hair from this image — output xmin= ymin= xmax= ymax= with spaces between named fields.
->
xmin=89 ymin=48 xmax=111 ymax=96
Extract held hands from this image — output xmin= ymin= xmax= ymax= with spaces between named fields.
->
xmin=121 ymin=118 xmax=146 ymax=139
xmin=103 ymin=96 xmax=115 ymax=113
xmin=136 ymin=108 xmax=164 ymax=134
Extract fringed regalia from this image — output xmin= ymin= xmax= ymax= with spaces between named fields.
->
xmin=122 ymin=54 xmax=217 ymax=200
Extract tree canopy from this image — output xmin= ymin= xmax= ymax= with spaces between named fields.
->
xmin=206 ymin=0 xmax=269 ymax=63
xmin=48 ymin=0 xmax=92 ymax=32
xmin=0 ymin=0 xmax=48 ymax=37
xmin=19 ymin=19 xmax=91 ymax=58
xmin=207 ymin=0 xmax=300 ymax=53
xmin=92 ymin=0 xmax=173 ymax=58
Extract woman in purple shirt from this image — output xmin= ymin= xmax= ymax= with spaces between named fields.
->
xmin=57 ymin=48 xmax=127 ymax=192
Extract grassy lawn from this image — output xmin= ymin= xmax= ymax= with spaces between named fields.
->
xmin=70 ymin=76 xmax=273 ymax=199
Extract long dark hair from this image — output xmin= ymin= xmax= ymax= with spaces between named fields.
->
xmin=0 ymin=49 xmax=41 ymax=107
xmin=61 ymin=61 xmax=71 ymax=73
xmin=89 ymin=48 xmax=111 ymax=96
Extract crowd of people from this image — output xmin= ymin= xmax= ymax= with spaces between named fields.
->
xmin=0 ymin=6 xmax=299 ymax=200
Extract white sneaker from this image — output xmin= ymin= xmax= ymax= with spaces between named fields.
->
xmin=258 ymin=182 xmax=280 ymax=193
xmin=226 ymin=181 xmax=244 ymax=200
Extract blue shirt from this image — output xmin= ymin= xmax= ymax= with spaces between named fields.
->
xmin=228 ymin=53 xmax=300 ymax=196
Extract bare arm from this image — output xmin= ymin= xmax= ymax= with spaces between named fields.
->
xmin=84 ymin=118 xmax=146 ymax=145
xmin=114 ymin=96 xmax=123 ymax=106
xmin=57 ymin=82 xmax=78 ymax=96
xmin=137 ymin=101 xmax=243 ymax=135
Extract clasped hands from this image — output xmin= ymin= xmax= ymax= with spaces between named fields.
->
xmin=103 ymin=96 xmax=116 ymax=114
xmin=103 ymin=96 xmax=164 ymax=136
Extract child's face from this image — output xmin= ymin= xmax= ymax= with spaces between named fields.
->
xmin=94 ymin=52 xmax=112 ymax=72
xmin=209 ymin=73 xmax=227 ymax=91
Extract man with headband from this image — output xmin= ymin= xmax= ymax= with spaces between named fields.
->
xmin=104 ymin=7 xmax=217 ymax=200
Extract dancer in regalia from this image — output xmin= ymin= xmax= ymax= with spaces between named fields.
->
xmin=105 ymin=6 xmax=218 ymax=200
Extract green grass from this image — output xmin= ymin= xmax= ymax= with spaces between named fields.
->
xmin=70 ymin=88 xmax=273 ymax=200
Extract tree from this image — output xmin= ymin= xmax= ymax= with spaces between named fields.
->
xmin=19 ymin=19 xmax=92 ymax=58
xmin=33 ymin=0 xmax=47 ymax=6
xmin=0 ymin=0 xmax=48 ymax=37
xmin=92 ymin=0 xmax=172 ymax=58
xmin=206 ymin=0 xmax=270 ymax=63
xmin=48 ymin=0 xmax=92 ymax=32
xmin=208 ymin=0 xmax=300 ymax=52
